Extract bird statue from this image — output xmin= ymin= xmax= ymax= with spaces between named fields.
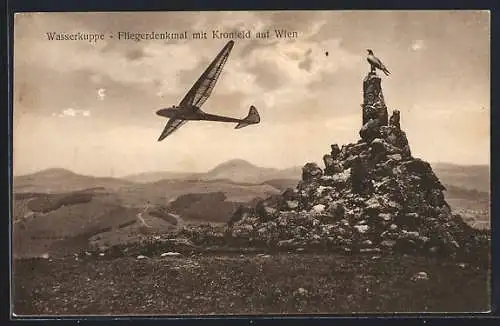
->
xmin=366 ymin=49 xmax=390 ymax=76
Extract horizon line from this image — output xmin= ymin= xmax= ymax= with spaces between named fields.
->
xmin=12 ymin=158 xmax=490 ymax=179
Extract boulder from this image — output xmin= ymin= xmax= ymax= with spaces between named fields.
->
xmin=277 ymin=239 xmax=297 ymax=249
xmin=282 ymin=188 xmax=298 ymax=201
xmin=311 ymin=204 xmax=326 ymax=214
xmin=255 ymin=196 xmax=282 ymax=221
xmin=387 ymin=154 xmax=402 ymax=161
xmin=323 ymin=154 xmax=336 ymax=175
xmin=302 ymin=162 xmax=323 ymax=182
xmin=350 ymin=156 xmax=371 ymax=194
xmin=327 ymin=201 xmax=345 ymax=219
xmin=378 ymin=213 xmax=393 ymax=222
xmin=228 ymin=204 xmax=252 ymax=227
xmin=380 ymin=240 xmax=397 ymax=248
xmin=389 ymin=110 xmax=401 ymax=129
xmin=285 ymin=200 xmax=299 ymax=210
xmin=372 ymin=138 xmax=402 ymax=155
xmin=359 ymin=119 xmax=381 ymax=142
xmin=330 ymin=144 xmax=341 ymax=159
xmin=354 ymin=225 xmax=370 ymax=233
xmin=380 ymin=126 xmax=412 ymax=158
xmin=349 ymin=142 xmax=369 ymax=156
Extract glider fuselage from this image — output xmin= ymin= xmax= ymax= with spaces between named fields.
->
xmin=156 ymin=106 xmax=245 ymax=123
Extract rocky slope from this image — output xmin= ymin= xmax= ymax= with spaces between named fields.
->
xmin=224 ymin=71 xmax=489 ymax=258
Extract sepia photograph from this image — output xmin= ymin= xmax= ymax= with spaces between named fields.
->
xmin=12 ymin=10 xmax=490 ymax=315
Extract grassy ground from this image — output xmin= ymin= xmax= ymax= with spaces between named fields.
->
xmin=13 ymin=252 xmax=490 ymax=315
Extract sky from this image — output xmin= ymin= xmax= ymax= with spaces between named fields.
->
xmin=13 ymin=11 xmax=490 ymax=177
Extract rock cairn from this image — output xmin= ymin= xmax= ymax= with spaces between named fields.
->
xmin=226 ymin=72 xmax=488 ymax=257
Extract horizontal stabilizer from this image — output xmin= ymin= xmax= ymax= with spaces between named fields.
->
xmin=235 ymin=105 xmax=260 ymax=129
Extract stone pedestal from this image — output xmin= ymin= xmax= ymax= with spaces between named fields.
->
xmin=362 ymin=72 xmax=388 ymax=125
xmin=360 ymin=72 xmax=389 ymax=141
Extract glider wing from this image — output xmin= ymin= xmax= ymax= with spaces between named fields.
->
xmin=158 ymin=118 xmax=188 ymax=141
xmin=179 ymin=40 xmax=234 ymax=108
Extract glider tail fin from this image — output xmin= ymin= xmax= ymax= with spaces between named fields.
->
xmin=235 ymin=105 xmax=260 ymax=129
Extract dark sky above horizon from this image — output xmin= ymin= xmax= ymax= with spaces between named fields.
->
xmin=13 ymin=11 xmax=490 ymax=177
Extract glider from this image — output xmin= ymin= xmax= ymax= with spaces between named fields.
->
xmin=155 ymin=40 xmax=260 ymax=141
xmin=366 ymin=49 xmax=390 ymax=76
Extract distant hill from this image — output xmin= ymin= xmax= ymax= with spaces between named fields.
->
xmin=202 ymin=159 xmax=302 ymax=184
xmin=122 ymin=159 xmax=301 ymax=185
xmin=121 ymin=160 xmax=489 ymax=194
xmin=14 ymin=168 xmax=135 ymax=193
xmin=11 ymin=187 xmax=184 ymax=258
xmin=12 ymin=193 xmax=141 ymax=258
xmin=431 ymin=163 xmax=490 ymax=193
xmin=13 ymin=161 xmax=489 ymax=198
xmin=123 ymin=171 xmax=195 ymax=183
xmin=117 ymin=178 xmax=280 ymax=205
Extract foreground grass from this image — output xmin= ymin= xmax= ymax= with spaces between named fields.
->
xmin=13 ymin=252 xmax=489 ymax=315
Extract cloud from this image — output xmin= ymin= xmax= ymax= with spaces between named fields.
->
xmin=90 ymin=73 xmax=103 ymax=84
xmin=411 ymin=39 xmax=426 ymax=51
xmin=246 ymin=38 xmax=360 ymax=89
xmin=16 ymin=12 xmax=359 ymax=102
xmin=97 ymin=88 xmax=106 ymax=100
xmin=298 ymin=54 xmax=313 ymax=72
xmin=55 ymin=108 xmax=91 ymax=117
xmin=124 ymin=47 xmax=149 ymax=61
xmin=13 ymin=11 xmax=362 ymax=133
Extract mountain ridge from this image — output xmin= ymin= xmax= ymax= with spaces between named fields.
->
xmin=13 ymin=159 xmax=489 ymax=193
